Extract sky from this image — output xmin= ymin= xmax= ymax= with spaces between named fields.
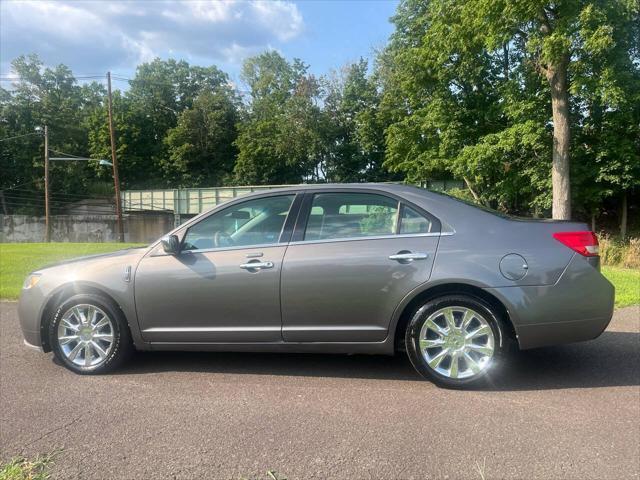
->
xmin=0 ymin=0 xmax=399 ymax=87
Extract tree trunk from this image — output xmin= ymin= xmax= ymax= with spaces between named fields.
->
xmin=620 ymin=192 xmax=628 ymax=239
xmin=463 ymin=176 xmax=481 ymax=204
xmin=546 ymin=58 xmax=571 ymax=220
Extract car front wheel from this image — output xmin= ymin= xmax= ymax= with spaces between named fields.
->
xmin=405 ymin=295 xmax=508 ymax=388
xmin=49 ymin=293 xmax=133 ymax=374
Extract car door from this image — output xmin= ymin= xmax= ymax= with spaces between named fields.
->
xmin=134 ymin=193 xmax=300 ymax=343
xmin=281 ymin=190 xmax=440 ymax=343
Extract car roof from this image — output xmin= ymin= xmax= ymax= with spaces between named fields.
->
xmin=244 ymin=182 xmax=440 ymax=198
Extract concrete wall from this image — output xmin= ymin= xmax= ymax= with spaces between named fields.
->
xmin=0 ymin=213 xmax=173 ymax=243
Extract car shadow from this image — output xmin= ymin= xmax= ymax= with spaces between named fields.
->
xmin=116 ymin=331 xmax=640 ymax=391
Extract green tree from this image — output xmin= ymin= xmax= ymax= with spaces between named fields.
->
xmin=164 ymin=89 xmax=239 ymax=187
xmin=87 ymin=90 xmax=157 ymax=189
xmin=0 ymin=54 xmax=100 ymax=212
xmin=381 ymin=0 xmax=639 ymax=218
xmin=234 ymin=52 xmax=324 ymax=184
xmin=571 ymin=2 xmax=640 ymax=235
xmin=87 ymin=58 xmax=234 ymax=188
xmin=321 ymin=59 xmax=389 ymax=182
xmin=380 ymin=0 xmax=545 ymax=212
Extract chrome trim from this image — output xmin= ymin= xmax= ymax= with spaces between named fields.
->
xmin=150 ymin=228 xmax=454 ymax=257
xmin=180 ymin=243 xmax=282 ymax=255
xmin=239 ymin=261 xmax=274 ymax=270
xmin=389 ymin=252 xmax=429 ymax=261
xmin=289 ymin=232 xmax=443 ymax=246
xmin=143 ymin=326 xmax=282 ymax=333
xmin=283 ymin=325 xmax=387 ymax=331
xmin=23 ymin=339 xmax=43 ymax=352
xmin=123 ymin=265 xmax=132 ymax=283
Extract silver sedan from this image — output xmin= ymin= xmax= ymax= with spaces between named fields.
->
xmin=18 ymin=184 xmax=615 ymax=388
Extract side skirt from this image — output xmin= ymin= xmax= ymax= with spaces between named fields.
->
xmin=143 ymin=340 xmax=395 ymax=355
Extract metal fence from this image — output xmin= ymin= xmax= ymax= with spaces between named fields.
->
xmin=121 ymin=180 xmax=465 ymax=217
xmin=121 ymin=185 xmax=289 ymax=215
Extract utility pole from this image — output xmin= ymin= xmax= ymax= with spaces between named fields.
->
xmin=107 ymin=71 xmax=124 ymax=242
xmin=44 ymin=124 xmax=50 ymax=242
xmin=0 ymin=190 xmax=7 ymax=215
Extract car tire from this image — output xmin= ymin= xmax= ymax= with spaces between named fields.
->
xmin=49 ymin=293 xmax=133 ymax=374
xmin=405 ymin=294 xmax=510 ymax=388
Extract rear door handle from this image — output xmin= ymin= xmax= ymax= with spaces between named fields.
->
xmin=239 ymin=261 xmax=274 ymax=270
xmin=389 ymin=252 xmax=429 ymax=262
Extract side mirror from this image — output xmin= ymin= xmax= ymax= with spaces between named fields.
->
xmin=161 ymin=234 xmax=180 ymax=255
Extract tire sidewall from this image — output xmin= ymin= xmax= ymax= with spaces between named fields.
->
xmin=49 ymin=293 xmax=130 ymax=374
xmin=405 ymin=295 xmax=505 ymax=388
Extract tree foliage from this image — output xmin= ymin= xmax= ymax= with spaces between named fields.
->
xmin=234 ymin=52 xmax=327 ymax=184
xmin=381 ymin=0 xmax=639 ymax=218
xmin=1 ymin=0 xmax=638 ymax=230
xmin=322 ymin=59 xmax=389 ymax=182
xmin=165 ymin=89 xmax=239 ymax=187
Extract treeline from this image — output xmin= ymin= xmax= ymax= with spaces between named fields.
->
xmin=0 ymin=54 xmax=392 ymax=195
xmin=1 ymin=0 xmax=638 ymax=231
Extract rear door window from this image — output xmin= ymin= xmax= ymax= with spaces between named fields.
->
xmin=304 ymin=193 xmax=399 ymax=241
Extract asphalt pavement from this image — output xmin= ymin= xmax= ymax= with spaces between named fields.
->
xmin=1 ymin=302 xmax=639 ymax=479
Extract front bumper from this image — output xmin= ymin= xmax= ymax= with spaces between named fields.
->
xmin=18 ymin=284 xmax=47 ymax=352
xmin=23 ymin=339 xmax=44 ymax=352
xmin=487 ymin=254 xmax=615 ymax=350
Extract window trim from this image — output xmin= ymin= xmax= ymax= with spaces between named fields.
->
xmin=179 ymin=193 xmax=301 ymax=253
xmin=292 ymin=189 xmax=441 ymax=244
xmin=288 ymin=231 xmax=442 ymax=247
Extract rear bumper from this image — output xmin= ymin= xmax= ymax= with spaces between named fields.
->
xmin=514 ymin=316 xmax=611 ymax=349
xmin=487 ymin=254 xmax=615 ymax=350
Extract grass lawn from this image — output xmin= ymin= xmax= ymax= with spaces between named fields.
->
xmin=0 ymin=452 xmax=58 ymax=480
xmin=0 ymin=243 xmax=144 ymax=300
xmin=0 ymin=243 xmax=637 ymax=308
xmin=601 ymin=266 xmax=640 ymax=308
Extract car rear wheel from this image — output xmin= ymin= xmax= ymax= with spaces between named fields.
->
xmin=49 ymin=293 xmax=133 ymax=374
xmin=405 ymin=295 xmax=508 ymax=388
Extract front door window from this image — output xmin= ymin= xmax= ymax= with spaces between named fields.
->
xmin=182 ymin=195 xmax=295 ymax=250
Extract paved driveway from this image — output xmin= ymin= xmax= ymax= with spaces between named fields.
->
xmin=1 ymin=302 xmax=638 ymax=479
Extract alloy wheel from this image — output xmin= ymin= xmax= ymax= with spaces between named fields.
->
xmin=57 ymin=304 xmax=115 ymax=368
xmin=419 ymin=306 xmax=495 ymax=379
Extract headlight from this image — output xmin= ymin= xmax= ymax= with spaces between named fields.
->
xmin=23 ymin=273 xmax=42 ymax=290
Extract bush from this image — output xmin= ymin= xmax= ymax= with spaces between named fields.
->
xmin=599 ymin=235 xmax=640 ymax=269
xmin=624 ymin=238 xmax=640 ymax=269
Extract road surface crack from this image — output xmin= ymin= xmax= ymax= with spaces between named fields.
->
xmin=20 ymin=413 xmax=85 ymax=453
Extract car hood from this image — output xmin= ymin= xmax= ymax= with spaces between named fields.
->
xmin=37 ymin=247 xmax=149 ymax=272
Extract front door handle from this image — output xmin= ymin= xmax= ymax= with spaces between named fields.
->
xmin=239 ymin=261 xmax=274 ymax=270
xmin=389 ymin=252 xmax=429 ymax=262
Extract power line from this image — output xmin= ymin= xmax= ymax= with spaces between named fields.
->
xmin=0 ymin=131 xmax=43 ymax=142
xmin=0 ymin=74 xmax=107 ymax=80
xmin=2 ymin=72 xmax=251 ymax=95
xmin=48 ymin=149 xmax=103 ymax=160
xmin=5 ymin=188 xmax=112 ymax=199
xmin=0 ymin=179 xmax=43 ymax=191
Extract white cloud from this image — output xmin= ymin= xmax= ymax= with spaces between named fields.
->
xmin=0 ymin=0 xmax=304 ymax=73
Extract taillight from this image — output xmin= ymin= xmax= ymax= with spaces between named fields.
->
xmin=552 ymin=231 xmax=599 ymax=257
